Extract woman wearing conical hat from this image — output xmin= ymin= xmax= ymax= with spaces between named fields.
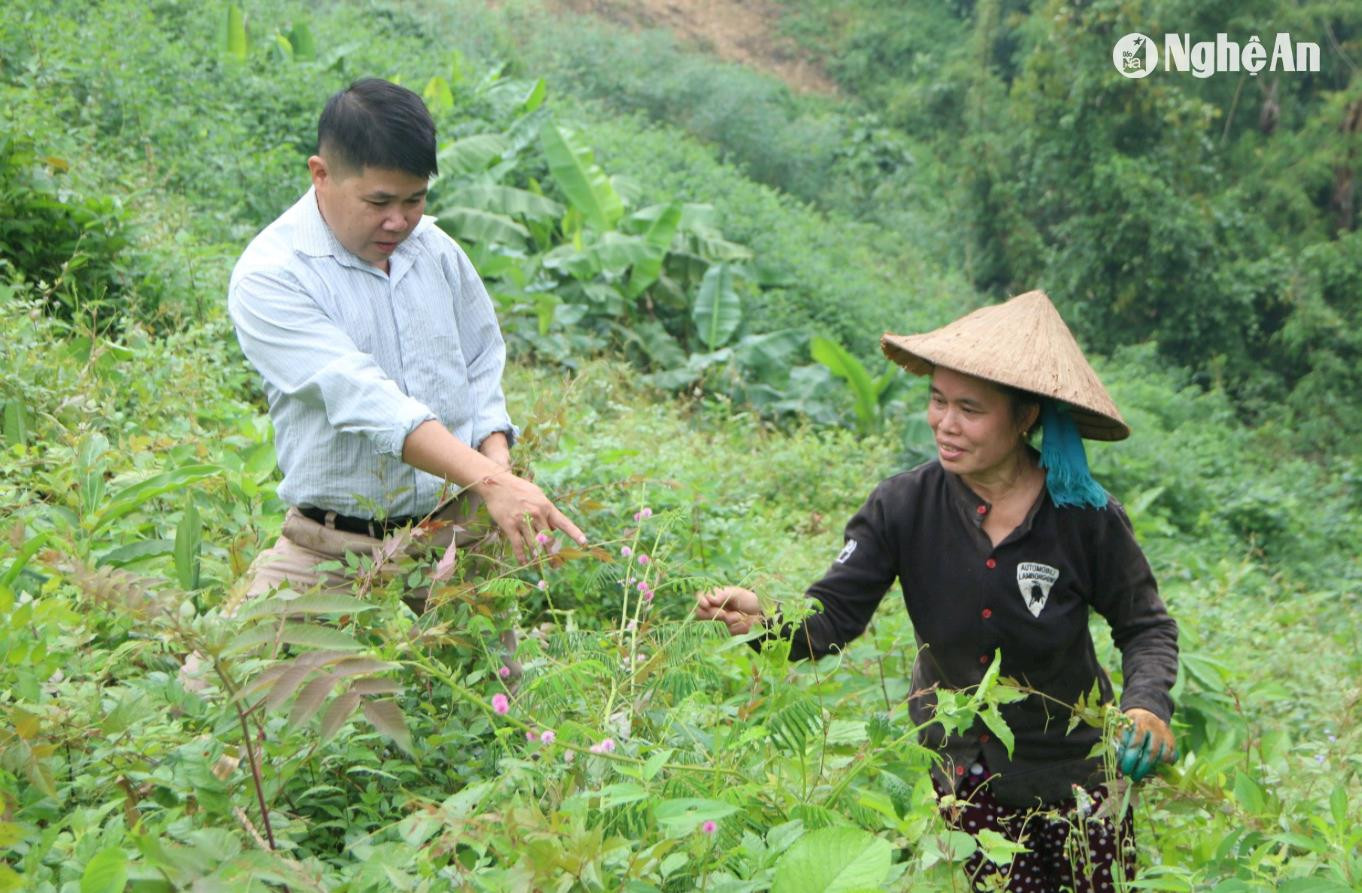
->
xmin=697 ymin=291 xmax=1178 ymax=891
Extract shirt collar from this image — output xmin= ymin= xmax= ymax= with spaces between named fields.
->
xmin=942 ymin=450 xmax=1048 ymax=542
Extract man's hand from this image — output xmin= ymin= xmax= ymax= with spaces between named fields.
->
xmin=1116 ymin=707 xmax=1176 ymax=781
xmin=475 ymin=472 xmax=585 ymax=564
xmin=695 ymin=586 xmax=763 ymax=636
xmin=402 ymin=421 xmax=585 ymax=564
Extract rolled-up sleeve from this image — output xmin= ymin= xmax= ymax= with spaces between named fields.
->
xmin=228 ymin=270 xmax=435 ymax=457
xmin=446 ymin=243 xmax=517 ymax=449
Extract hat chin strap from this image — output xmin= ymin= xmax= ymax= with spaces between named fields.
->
xmin=1039 ymin=400 xmax=1110 ymax=510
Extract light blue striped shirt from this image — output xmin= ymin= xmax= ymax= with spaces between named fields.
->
xmin=228 ymin=187 xmax=514 ymax=518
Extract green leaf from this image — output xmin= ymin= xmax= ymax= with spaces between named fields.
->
xmin=81 ymin=847 xmax=128 ymax=893
xmin=624 ymin=203 xmax=682 ymax=298
xmin=423 ymin=75 xmax=454 ymax=114
xmin=732 ymin=329 xmax=807 ymax=383
xmin=443 ymin=183 xmax=563 ymax=221
xmin=1330 ymin=784 xmax=1348 ymax=827
xmin=97 ymin=538 xmax=175 ymax=568
xmin=289 ymin=673 xmax=339 ymax=726
xmin=522 ymin=77 xmax=547 ymax=112
xmin=596 ymin=782 xmax=650 ymax=810
xmin=438 ymin=134 xmax=508 ymax=176
xmin=92 ymin=465 xmax=219 ymax=535
xmin=319 ymin=690 xmax=362 ymax=742
xmin=974 ymin=828 xmax=1029 ymax=865
xmin=220 ymin=5 xmax=247 ymax=61
xmin=539 ymin=122 xmax=623 ymax=231
xmin=2 ymin=401 xmax=28 ymax=446
xmin=224 ymin=622 xmax=364 ymax=655
xmin=771 ymin=827 xmax=893 ymax=893
xmin=288 ymin=23 xmax=315 ymax=60
xmin=693 ymin=263 xmax=742 ymax=349
xmin=361 ymin=698 xmax=413 ymax=754
xmin=810 ymin=336 xmax=878 ymax=433
xmin=653 ymin=798 xmax=738 ymax=834
xmin=435 ymin=207 xmax=528 ymax=247
xmin=979 ymin=707 xmax=1015 ymax=757
xmin=1232 ymin=769 xmax=1268 ymax=815
xmin=173 ymin=496 xmax=201 ymax=591
xmin=234 ymin=591 xmax=376 ymax=622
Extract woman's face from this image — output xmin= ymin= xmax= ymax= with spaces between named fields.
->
xmin=926 ymin=368 xmax=1033 ymax=479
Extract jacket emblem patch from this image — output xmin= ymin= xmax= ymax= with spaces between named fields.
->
xmin=836 ymin=539 xmax=858 ymax=564
xmin=1016 ymin=562 xmax=1060 ymax=617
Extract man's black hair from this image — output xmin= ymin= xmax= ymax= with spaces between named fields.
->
xmin=316 ymin=78 xmax=438 ymax=178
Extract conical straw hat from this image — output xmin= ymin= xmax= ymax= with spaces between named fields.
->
xmin=880 ymin=290 xmax=1129 ymax=441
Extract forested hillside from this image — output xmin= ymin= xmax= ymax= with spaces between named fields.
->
xmin=1 ymin=1 xmax=1359 ymax=889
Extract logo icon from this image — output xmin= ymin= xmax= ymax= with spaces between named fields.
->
xmin=1113 ymin=32 xmax=1157 ymax=78
xmin=835 ymin=539 xmax=858 ymax=564
xmin=1016 ymin=562 xmax=1060 ymax=618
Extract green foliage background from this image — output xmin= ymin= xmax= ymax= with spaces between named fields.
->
xmin=0 ymin=0 xmax=1359 ymax=890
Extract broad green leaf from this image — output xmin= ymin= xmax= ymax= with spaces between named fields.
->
xmin=693 ymin=263 xmax=742 ymax=349
xmin=320 ymin=690 xmax=362 ymax=742
xmin=173 ymin=495 xmax=201 ymax=591
xmin=290 ymin=673 xmax=339 ymax=726
xmin=811 ymin=336 xmax=878 ymax=433
xmin=539 ymin=122 xmax=623 ymax=231
xmin=435 ymin=208 xmax=527 ymax=247
xmin=438 ymin=134 xmax=507 ymax=176
xmin=1330 ymin=784 xmax=1347 ymax=827
xmin=80 ymin=847 xmax=128 ymax=893
xmin=361 ymin=698 xmax=413 ymax=754
xmin=220 ymin=5 xmax=247 ymax=61
xmin=92 ymin=465 xmax=219 ymax=535
xmin=732 ymin=329 xmax=807 ymax=383
xmin=595 ymin=782 xmax=650 ymax=810
xmin=289 ymin=22 xmax=315 ymax=60
xmin=423 ymin=75 xmax=454 ymax=114
xmin=1232 ymin=769 xmax=1268 ymax=815
xmin=974 ymin=828 xmax=1029 ymax=865
xmin=979 ymin=707 xmax=1016 ymax=757
xmin=522 ymin=77 xmax=547 ymax=112
xmin=2 ymin=401 xmax=28 ymax=446
xmin=771 ymin=826 xmax=892 ymax=893
xmin=587 ymin=232 xmax=654 ymax=273
xmin=235 ymin=592 xmax=376 ymax=622
xmin=625 ymin=203 xmax=682 ymax=298
xmin=443 ymin=183 xmax=563 ymax=221
xmin=653 ymin=798 xmax=738 ymax=833
xmin=97 ymin=538 xmax=174 ymax=568
xmin=224 ymin=622 xmax=364 ymax=655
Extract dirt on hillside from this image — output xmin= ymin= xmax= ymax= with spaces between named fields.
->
xmin=547 ymin=0 xmax=839 ymax=95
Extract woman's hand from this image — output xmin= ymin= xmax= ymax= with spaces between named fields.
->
xmin=695 ymin=586 xmax=763 ymax=636
xmin=1116 ymin=707 xmax=1176 ymax=781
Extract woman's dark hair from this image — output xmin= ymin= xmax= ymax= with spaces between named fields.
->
xmin=316 ymin=78 xmax=438 ymax=178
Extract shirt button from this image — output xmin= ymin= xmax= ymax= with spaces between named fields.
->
xmin=985 ymin=558 xmax=997 ymax=569
xmin=979 ymin=733 xmax=991 ymax=743
xmin=978 ymin=655 xmax=989 ymax=665
xmin=955 ymin=764 xmax=966 ymax=776
xmin=976 ymin=504 xmax=988 ymax=515
xmin=981 ymin=608 xmax=993 ymax=619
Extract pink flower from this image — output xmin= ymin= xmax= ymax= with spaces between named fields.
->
xmin=498 ymin=666 xmax=511 ymax=679
xmin=540 ymin=729 xmax=556 ymax=746
xmin=537 ymin=579 xmax=548 ymax=591
xmin=643 ymin=589 xmax=654 ymax=603
xmin=641 ymin=507 xmax=653 ymax=519
xmin=536 ymin=532 xmax=550 ymax=545
xmin=491 ymin=693 xmax=509 ymax=715
xmin=637 ymin=581 xmax=650 ymax=592
xmin=621 ymin=545 xmax=632 ymax=557
xmin=526 ymin=730 xmax=537 ymax=741
xmin=701 ymin=820 xmax=717 ymax=835
xmin=637 ymin=554 xmax=650 ymax=566
xmin=599 ymin=737 xmax=615 ymax=753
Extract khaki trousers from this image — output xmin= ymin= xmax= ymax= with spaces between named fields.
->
xmin=240 ymin=495 xmax=519 ymax=675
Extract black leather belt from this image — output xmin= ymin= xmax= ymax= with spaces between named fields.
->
xmin=298 ymin=506 xmax=421 ymax=539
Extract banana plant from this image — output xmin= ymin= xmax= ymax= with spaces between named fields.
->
xmin=810 ymin=335 xmax=899 ymax=434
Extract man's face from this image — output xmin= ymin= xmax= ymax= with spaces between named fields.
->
xmin=308 ymin=155 xmax=428 ymax=269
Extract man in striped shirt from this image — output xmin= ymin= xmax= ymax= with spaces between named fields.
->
xmin=229 ymin=78 xmax=584 ymax=601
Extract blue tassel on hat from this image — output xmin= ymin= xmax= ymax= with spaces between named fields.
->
xmin=1039 ymin=400 xmax=1109 ymax=510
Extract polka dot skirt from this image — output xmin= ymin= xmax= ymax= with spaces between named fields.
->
xmin=935 ymin=759 xmax=1136 ymax=892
